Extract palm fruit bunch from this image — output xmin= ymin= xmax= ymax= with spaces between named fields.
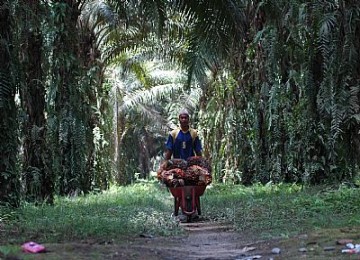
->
xmin=187 ymin=156 xmax=212 ymax=173
xmin=157 ymin=156 xmax=212 ymax=187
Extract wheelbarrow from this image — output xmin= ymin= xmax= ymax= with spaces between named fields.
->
xmin=169 ymin=185 xmax=206 ymax=222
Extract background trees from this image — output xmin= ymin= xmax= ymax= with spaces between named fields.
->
xmin=1 ymin=0 xmax=360 ymax=206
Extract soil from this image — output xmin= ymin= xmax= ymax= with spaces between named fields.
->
xmin=8 ymin=218 xmax=360 ymax=260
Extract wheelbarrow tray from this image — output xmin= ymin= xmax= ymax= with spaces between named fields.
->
xmin=169 ymin=185 xmax=206 ymax=217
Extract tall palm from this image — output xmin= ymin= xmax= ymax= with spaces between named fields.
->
xmin=17 ymin=0 xmax=53 ymax=203
xmin=0 ymin=0 xmax=20 ymax=207
xmin=46 ymin=0 xmax=93 ymax=195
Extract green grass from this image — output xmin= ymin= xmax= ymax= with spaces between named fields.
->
xmin=202 ymin=183 xmax=360 ymax=239
xmin=1 ymin=181 xmax=360 ymax=249
xmin=0 ymin=181 xmax=182 ymax=245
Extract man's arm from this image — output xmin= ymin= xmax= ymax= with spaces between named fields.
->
xmin=164 ymin=150 xmax=172 ymax=160
xmin=164 ymin=132 xmax=174 ymax=160
xmin=194 ymin=136 xmax=202 ymax=157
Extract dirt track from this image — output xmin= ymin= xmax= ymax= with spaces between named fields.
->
xmin=13 ymin=219 xmax=354 ymax=259
xmin=112 ymin=220 xmax=275 ymax=260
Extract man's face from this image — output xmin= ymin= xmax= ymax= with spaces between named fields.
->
xmin=179 ymin=114 xmax=190 ymax=127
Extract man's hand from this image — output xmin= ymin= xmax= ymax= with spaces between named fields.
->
xmin=164 ymin=150 xmax=172 ymax=160
xmin=160 ymin=160 xmax=168 ymax=170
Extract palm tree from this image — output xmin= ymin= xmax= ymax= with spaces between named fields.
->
xmin=17 ymin=0 xmax=53 ymax=203
xmin=0 ymin=0 xmax=20 ymax=207
xmin=47 ymin=0 xmax=89 ymax=195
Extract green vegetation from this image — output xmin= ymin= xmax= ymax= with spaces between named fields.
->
xmin=206 ymin=183 xmax=360 ymax=239
xmin=2 ymin=1 xmax=360 ymax=257
xmin=0 ymin=182 xmax=181 ymax=245
xmin=2 ymin=182 xmax=360 ymax=250
xmin=2 ymin=0 xmax=360 ymax=208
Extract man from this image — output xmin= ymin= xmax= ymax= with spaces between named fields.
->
xmin=163 ymin=109 xmax=203 ymax=222
xmin=165 ymin=109 xmax=202 ymax=160
xmin=162 ymin=109 xmax=202 ymax=222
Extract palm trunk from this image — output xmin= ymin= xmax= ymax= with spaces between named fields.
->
xmin=51 ymin=0 xmax=83 ymax=195
xmin=0 ymin=1 xmax=20 ymax=207
xmin=20 ymin=0 xmax=54 ymax=203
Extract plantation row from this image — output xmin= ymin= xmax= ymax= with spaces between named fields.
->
xmin=1 ymin=1 xmax=360 ymax=207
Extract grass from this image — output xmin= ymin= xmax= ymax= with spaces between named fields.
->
xmin=1 ymin=180 xmax=360 ymax=254
xmin=0 ymin=181 xmax=182 ymax=245
xmin=203 ymin=183 xmax=360 ymax=239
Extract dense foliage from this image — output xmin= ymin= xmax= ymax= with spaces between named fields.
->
xmin=201 ymin=1 xmax=360 ymax=185
xmin=1 ymin=0 xmax=360 ymax=206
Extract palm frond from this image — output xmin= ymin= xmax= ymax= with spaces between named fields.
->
xmin=120 ymin=83 xmax=183 ymax=110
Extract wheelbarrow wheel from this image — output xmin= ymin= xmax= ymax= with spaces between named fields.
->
xmin=187 ymin=215 xmax=192 ymax=223
xmin=174 ymin=197 xmax=180 ymax=216
xmin=196 ymin=196 xmax=201 ymax=215
xmin=186 ymin=196 xmax=192 ymax=212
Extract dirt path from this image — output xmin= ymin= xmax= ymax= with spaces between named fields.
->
xmin=165 ymin=221 xmax=265 ymax=260
xmin=22 ymin=219 xmax=272 ymax=260
xmin=114 ymin=220 xmax=270 ymax=260
xmin=113 ymin=221 xmax=357 ymax=260
xmin=14 ymin=219 xmax=355 ymax=259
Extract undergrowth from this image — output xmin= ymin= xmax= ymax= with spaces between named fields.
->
xmin=1 ymin=181 xmax=360 ymax=247
xmin=203 ymin=183 xmax=360 ymax=239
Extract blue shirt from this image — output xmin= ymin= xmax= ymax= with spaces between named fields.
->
xmin=166 ymin=130 xmax=202 ymax=160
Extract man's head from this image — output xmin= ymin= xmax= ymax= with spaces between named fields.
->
xmin=178 ymin=108 xmax=189 ymax=117
xmin=178 ymin=109 xmax=190 ymax=129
